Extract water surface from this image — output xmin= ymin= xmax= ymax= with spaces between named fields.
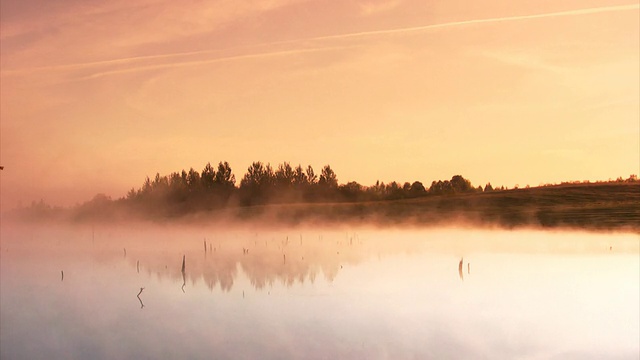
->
xmin=1 ymin=224 xmax=638 ymax=359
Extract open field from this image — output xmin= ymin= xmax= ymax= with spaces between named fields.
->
xmin=226 ymin=182 xmax=640 ymax=232
xmin=8 ymin=182 xmax=639 ymax=232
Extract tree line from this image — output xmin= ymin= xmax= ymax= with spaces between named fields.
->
xmin=122 ymin=161 xmax=493 ymax=214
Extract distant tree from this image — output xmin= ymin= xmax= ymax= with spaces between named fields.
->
xmin=339 ymin=181 xmax=363 ymax=201
xmin=410 ymin=181 xmax=426 ymax=193
xmin=275 ymin=162 xmax=295 ymax=188
xmin=126 ymin=187 xmax=138 ymax=200
xmin=201 ymin=162 xmax=216 ymax=189
xmin=293 ymin=165 xmax=308 ymax=185
xmin=240 ymin=162 xmax=275 ymax=193
xmin=186 ymin=168 xmax=201 ymax=190
xmin=484 ymin=183 xmax=494 ymax=192
xmin=142 ymin=176 xmax=152 ymax=194
xmin=450 ymin=175 xmax=472 ymax=193
xmin=430 ymin=180 xmax=453 ymax=195
xmin=385 ymin=181 xmax=403 ymax=199
xmin=318 ymin=165 xmax=338 ymax=188
xmin=214 ymin=161 xmax=236 ymax=187
xmin=402 ymin=182 xmax=411 ymax=192
xmin=306 ymin=165 xmax=317 ymax=185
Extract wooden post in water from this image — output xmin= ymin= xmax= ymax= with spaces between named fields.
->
xmin=181 ymin=255 xmax=186 ymax=293
xmin=137 ymin=287 xmax=145 ymax=308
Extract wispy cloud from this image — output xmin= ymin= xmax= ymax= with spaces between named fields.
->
xmin=359 ymin=0 xmax=403 ymax=16
xmin=78 ymin=46 xmax=354 ymax=80
xmin=308 ymin=3 xmax=639 ymax=42
xmin=479 ymin=51 xmax=567 ymax=74
xmin=2 ymin=3 xmax=637 ymax=80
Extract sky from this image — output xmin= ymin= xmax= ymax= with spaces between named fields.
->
xmin=1 ymin=0 xmax=638 ymax=209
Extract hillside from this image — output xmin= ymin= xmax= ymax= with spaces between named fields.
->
xmin=223 ymin=182 xmax=640 ymax=232
xmin=9 ymin=182 xmax=639 ymax=232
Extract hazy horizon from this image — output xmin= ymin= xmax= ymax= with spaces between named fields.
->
xmin=1 ymin=0 xmax=638 ymax=210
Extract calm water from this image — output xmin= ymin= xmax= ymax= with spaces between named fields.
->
xmin=1 ymin=223 xmax=638 ymax=360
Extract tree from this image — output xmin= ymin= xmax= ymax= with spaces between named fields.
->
xmin=408 ymin=181 xmax=426 ymax=198
xmin=318 ymin=165 xmax=338 ymax=188
xmin=306 ymin=165 xmax=317 ymax=185
xmin=450 ymin=175 xmax=472 ymax=193
xmin=126 ymin=187 xmax=138 ymax=200
xmin=201 ymin=162 xmax=216 ymax=189
xmin=293 ymin=165 xmax=308 ymax=185
xmin=402 ymin=182 xmax=411 ymax=192
xmin=240 ymin=162 xmax=274 ymax=189
xmin=386 ymin=181 xmax=403 ymax=199
xmin=275 ymin=162 xmax=294 ymax=188
xmin=339 ymin=181 xmax=363 ymax=201
xmin=484 ymin=183 xmax=494 ymax=192
xmin=214 ymin=161 xmax=235 ymax=187
xmin=186 ymin=168 xmax=201 ymax=190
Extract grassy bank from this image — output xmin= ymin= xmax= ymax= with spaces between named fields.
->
xmin=225 ymin=182 xmax=640 ymax=232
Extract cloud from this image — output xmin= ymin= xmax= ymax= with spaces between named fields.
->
xmin=308 ymin=3 xmax=639 ymax=42
xmin=359 ymin=0 xmax=403 ymax=16
xmin=2 ymin=3 xmax=637 ymax=80
xmin=78 ymin=46 xmax=355 ymax=80
xmin=479 ymin=51 xmax=567 ymax=74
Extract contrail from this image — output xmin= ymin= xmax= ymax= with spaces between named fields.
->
xmin=79 ymin=46 xmax=355 ymax=80
xmin=2 ymin=3 xmax=637 ymax=78
xmin=305 ymin=3 xmax=639 ymax=42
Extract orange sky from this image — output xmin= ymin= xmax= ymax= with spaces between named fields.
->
xmin=1 ymin=0 xmax=638 ymax=209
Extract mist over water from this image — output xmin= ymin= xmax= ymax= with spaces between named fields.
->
xmin=1 ymin=222 xmax=638 ymax=359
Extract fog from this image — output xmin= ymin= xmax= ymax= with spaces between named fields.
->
xmin=2 ymin=219 xmax=638 ymax=359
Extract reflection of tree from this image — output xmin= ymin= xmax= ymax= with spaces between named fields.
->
xmin=122 ymin=233 xmax=411 ymax=292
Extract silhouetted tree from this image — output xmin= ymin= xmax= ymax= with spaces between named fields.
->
xmin=408 ymin=181 xmax=426 ymax=198
xmin=306 ymin=165 xmax=317 ymax=184
xmin=293 ymin=165 xmax=308 ymax=185
xmin=319 ymin=165 xmax=338 ymax=188
xmin=275 ymin=162 xmax=295 ymax=188
xmin=339 ymin=181 xmax=363 ymax=201
xmin=450 ymin=175 xmax=472 ymax=193
xmin=186 ymin=168 xmax=201 ymax=190
xmin=214 ymin=161 xmax=236 ymax=188
xmin=201 ymin=163 xmax=216 ymax=189
xmin=240 ymin=162 xmax=275 ymax=204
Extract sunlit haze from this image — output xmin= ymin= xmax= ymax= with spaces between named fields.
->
xmin=1 ymin=0 xmax=638 ymax=209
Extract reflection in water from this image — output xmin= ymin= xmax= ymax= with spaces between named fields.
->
xmin=181 ymin=255 xmax=186 ymax=293
xmin=1 ymin=225 xmax=639 ymax=360
xmin=137 ymin=287 xmax=145 ymax=309
xmin=123 ymin=231 xmax=387 ymax=292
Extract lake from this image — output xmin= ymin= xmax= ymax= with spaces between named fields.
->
xmin=1 ymin=223 xmax=638 ymax=359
